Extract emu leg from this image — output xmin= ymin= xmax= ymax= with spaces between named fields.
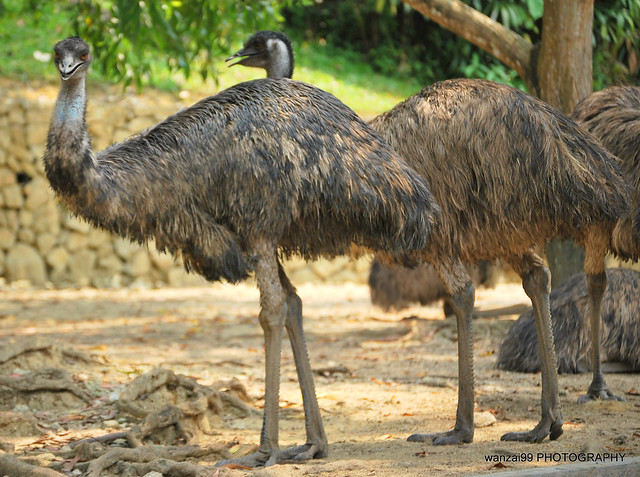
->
xmin=578 ymin=272 xmax=625 ymax=402
xmin=275 ymin=264 xmax=328 ymax=461
xmin=216 ymin=245 xmax=288 ymax=468
xmin=279 ymin=292 xmax=329 ymax=460
xmin=408 ymin=260 xmax=475 ymax=445
xmin=502 ymin=255 xmax=563 ymax=442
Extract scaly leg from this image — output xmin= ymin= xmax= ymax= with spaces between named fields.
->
xmin=502 ymin=253 xmax=563 ymax=442
xmin=216 ymin=243 xmax=288 ymax=468
xmin=408 ymin=259 xmax=475 ymax=445
xmin=578 ymin=272 xmax=624 ymax=402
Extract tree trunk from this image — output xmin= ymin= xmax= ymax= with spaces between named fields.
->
xmin=538 ymin=0 xmax=594 ymax=287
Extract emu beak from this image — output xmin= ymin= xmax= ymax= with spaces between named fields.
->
xmin=225 ymin=48 xmax=255 ymax=68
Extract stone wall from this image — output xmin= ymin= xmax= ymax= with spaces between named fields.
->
xmin=0 ymin=82 xmax=372 ymax=288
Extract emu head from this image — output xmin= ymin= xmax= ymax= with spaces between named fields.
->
xmin=54 ymin=36 xmax=91 ymax=81
xmin=225 ymin=30 xmax=294 ymax=79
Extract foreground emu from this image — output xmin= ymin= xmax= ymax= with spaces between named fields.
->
xmin=229 ymin=31 xmax=630 ymax=446
xmin=498 ymin=268 xmax=640 ymax=374
xmin=44 ymin=37 xmax=438 ymax=467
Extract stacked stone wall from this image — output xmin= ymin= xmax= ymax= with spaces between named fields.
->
xmin=0 ymin=84 xmax=372 ymax=288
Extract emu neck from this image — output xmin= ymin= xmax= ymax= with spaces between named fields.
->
xmin=267 ymin=42 xmax=293 ymax=79
xmin=52 ymin=76 xmax=87 ymax=126
xmin=45 ymin=74 xmax=97 ymax=206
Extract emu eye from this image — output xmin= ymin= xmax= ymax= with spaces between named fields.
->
xmin=54 ymin=52 xmax=60 ymax=59
xmin=80 ymin=53 xmax=88 ymax=60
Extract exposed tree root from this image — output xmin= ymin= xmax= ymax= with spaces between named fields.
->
xmin=116 ymin=368 xmax=255 ymax=445
xmin=0 ymin=452 xmax=65 ymax=477
xmin=0 ymin=368 xmax=93 ymax=403
xmin=85 ymin=444 xmax=229 ymax=477
xmin=0 ymin=337 xmax=98 ymax=373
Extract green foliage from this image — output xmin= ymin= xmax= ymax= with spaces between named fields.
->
xmin=592 ymin=0 xmax=640 ymax=88
xmin=73 ymin=0 xmax=297 ymax=89
xmin=283 ymin=0 xmax=543 ymax=89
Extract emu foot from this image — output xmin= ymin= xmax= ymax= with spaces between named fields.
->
xmin=216 ymin=443 xmax=327 ymax=468
xmin=407 ymin=428 xmax=473 ymax=445
xmin=501 ymin=417 xmax=563 ymax=443
xmin=577 ymin=386 xmax=626 ymax=403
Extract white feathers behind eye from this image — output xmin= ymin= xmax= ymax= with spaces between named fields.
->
xmin=267 ymin=38 xmax=291 ymax=79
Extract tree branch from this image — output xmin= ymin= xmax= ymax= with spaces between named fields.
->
xmin=402 ymin=0 xmax=537 ymax=92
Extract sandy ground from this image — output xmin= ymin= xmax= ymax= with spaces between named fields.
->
xmin=0 ymin=281 xmax=638 ymax=476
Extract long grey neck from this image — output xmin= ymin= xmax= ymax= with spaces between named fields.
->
xmin=52 ymin=76 xmax=87 ymax=127
xmin=45 ymin=74 xmax=99 ymax=208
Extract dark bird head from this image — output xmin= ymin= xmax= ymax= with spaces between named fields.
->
xmin=225 ymin=30 xmax=294 ymax=79
xmin=53 ymin=36 xmax=91 ymax=81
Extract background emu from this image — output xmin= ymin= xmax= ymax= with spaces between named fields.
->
xmin=45 ymin=36 xmax=438 ymax=468
xmin=497 ymin=268 xmax=640 ymax=374
xmin=368 ymin=259 xmax=497 ymax=312
xmin=229 ymin=31 xmax=631 ymax=446
xmin=497 ymin=86 xmax=640 ymax=387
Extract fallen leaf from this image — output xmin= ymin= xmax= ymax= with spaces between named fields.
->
xmin=491 ymin=462 xmax=509 ymax=469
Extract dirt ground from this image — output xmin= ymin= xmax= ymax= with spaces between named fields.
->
xmin=0 ymin=280 xmax=638 ymax=476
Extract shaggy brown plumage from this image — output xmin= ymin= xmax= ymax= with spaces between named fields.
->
xmin=229 ymin=31 xmax=631 ymax=450
xmin=44 ymin=36 xmax=438 ymax=467
xmin=497 ymin=268 xmax=640 ymax=373
xmin=571 ymin=85 xmax=640 ymax=259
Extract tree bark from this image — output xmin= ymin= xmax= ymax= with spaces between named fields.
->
xmin=537 ymin=0 xmax=594 ymax=114
xmin=538 ymin=0 xmax=594 ymax=287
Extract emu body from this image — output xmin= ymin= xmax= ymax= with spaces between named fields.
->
xmin=498 ymin=268 xmax=640 ymax=374
xmin=229 ymin=31 xmax=632 ymax=448
xmin=44 ymin=36 xmax=438 ymax=467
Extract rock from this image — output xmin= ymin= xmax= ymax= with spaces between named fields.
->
xmin=68 ymin=249 xmax=97 ymax=283
xmin=0 ymin=228 xmax=15 ymax=250
xmin=126 ymin=250 xmax=151 ymax=277
xmin=148 ymin=244 xmax=174 ymax=271
xmin=0 ymin=169 xmax=15 ymax=187
xmin=474 ymin=410 xmax=497 ymax=428
xmin=36 ymin=233 xmax=56 ymax=255
xmin=63 ymin=214 xmax=91 ymax=233
xmin=23 ymin=176 xmax=51 ymax=210
xmin=114 ymin=237 xmax=141 ymax=260
xmin=66 ymin=232 xmax=89 ymax=251
xmin=2 ymin=184 xmax=23 ymax=209
xmin=17 ymin=228 xmax=34 ymax=244
xmin=5 ymin=243 xmax=46 ymax=285
xmin=98 ymin=254 xmax=123 ymax=274
xmin=46 ymin=246 xmax=69 ymax=273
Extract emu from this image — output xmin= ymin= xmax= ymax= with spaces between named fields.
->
xmin=44 ymin=36 xmax=439 ymax=467
xmin=368 ymin=259 xmax=496 ymax=312
xmin=498 ymin=86 xmax=640 ymax=382
xmin=228 ymin=31 xmax=631 ymax=446
xmin=497 ymin=268 xmax=640 ymax=374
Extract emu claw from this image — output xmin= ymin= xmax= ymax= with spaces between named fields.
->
xmin=501 ymin=419 xmax=563 ymax=443
xmin=407 ymin=428 xmax=473 ymax=445
xmin=578 ymin=388 xmax=626 ymax=403
xmin=215 ymin=443 xmax=327 ymax=469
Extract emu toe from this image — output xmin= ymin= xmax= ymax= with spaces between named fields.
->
xmin=578 ymin=387 xmax=626 ymax=403
xmin=215 ymin=443 xmax=327 ymax=469
xmin=501 ymin=418 xmax=563 ymax=443
xmin=407 ymin=428 xmax=474 ymax=445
